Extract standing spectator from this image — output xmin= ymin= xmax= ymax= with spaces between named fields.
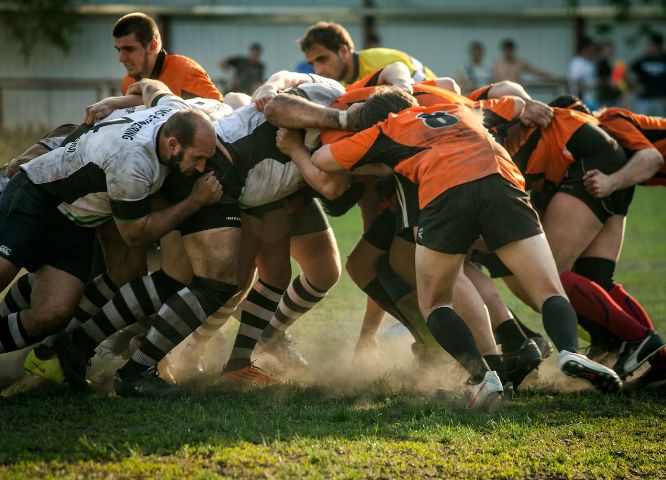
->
xmin=492 ymin=39 xmax=561 ymax=83
xmin=629 ymin=33 xmax=666 ymax=117
xmin=220 ymin=43 xmax=265 ymax=95
xmin=456 ymin=41 xmax=491 ymax=95
xmin=568 ymin=37 xmax=598 ymax=111
xmin=596 ymin=41 xmax=622 ymax=108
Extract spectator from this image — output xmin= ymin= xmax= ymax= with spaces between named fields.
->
xmin=568 ymin=37 xmax=598 ymax=111
xmin=492 ymin=38 xmax=561 ymax=83
xmin=629 ymin=33 xmax=666 ymax=117
xmin=596 ymin=41 xmax=623 ymax=108
xmin=366 ymin=32 xmax=381 ymax=49
xmin=220 ymin=43 xmax=265 ymax=95
xmin=456 ymin=41 xmax=491 ymax=95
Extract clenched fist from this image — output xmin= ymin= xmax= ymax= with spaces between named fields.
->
xmin=190 ymin=171 xmax=223 ymax=206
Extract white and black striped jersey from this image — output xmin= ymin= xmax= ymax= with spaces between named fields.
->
xmin=213 ymin=75 xmax=345 ymax=207
xmin=104 ymin=96 xmax=234 ymax=123
xmin=20 ymin=94 xmax=190 ymax=227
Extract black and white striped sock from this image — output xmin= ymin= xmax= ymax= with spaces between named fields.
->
xmin=0 ymin=273 xmax=33 ymax=317
xmin=0 ymin=313 xmax=45 ymax=353
xmin=260 ymin=273 xmax=328 ymax=344
xmin=72 ymin=270 xmax=185 ymax=357
xmin=224 ymin=279 xmax=284 ymax=372
xmin=185 ymin=304 xmax=236 ymax=351
xmin=120 ymin=277 xmax=237 ymax=380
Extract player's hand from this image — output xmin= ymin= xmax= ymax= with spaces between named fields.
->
xmin=583 ymin=169 xmax=617 ymax=198
xmin=84 ymin=98 xmax=121 ymax=125
xmin=392 ymin=78 xmax=414 ymax=95
xmin=190 ymin=172 xmax=223 ymax=206
xmin=276 ymin=128 xmax=305 ymax=156
xmin=520 ymin=99 xmax=553 ymax=128
xmin=127 ymin=81 xmax=143 ymax=96
xmin=346 ymin=103 xmax=364 ymax=131
xmin=253 ymin=85 xmax=278 ymax=111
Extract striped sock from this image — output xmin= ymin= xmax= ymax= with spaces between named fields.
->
xmin=224 ymin=279 xmax=284 ymax=372
xmin=120 ymin=278 xmax=237 ymax=380
xmin=0 ymin=273 xmax=33 ymax=317
xmin=0 ymin=313 xmax=45 ymax=353
xmin=260 ymin=273 xmax=327 ymax=344
xmin=72 ymin=270 xmax=185 ymax=357
xmin=185 ymin=304 xmax=236 ymax=351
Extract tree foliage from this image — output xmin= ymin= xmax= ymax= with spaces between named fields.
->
xmin=1 ymin=0 xmax=84 ymax=61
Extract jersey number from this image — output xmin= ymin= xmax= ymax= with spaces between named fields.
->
xmin=416 ymin=111 xmax=459 ymax=129
xmin=92 ymin=117 xmax=133 ymax=133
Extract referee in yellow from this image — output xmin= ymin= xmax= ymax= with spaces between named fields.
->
xmin=298 ymin=22 xmax=436 ymax=87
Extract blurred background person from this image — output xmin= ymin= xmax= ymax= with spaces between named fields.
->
xmin=492 ymin=38 xmax=562 ymax=83
xmin=628 ymin=33 xmax=666 ymax=116
xmin=220 ymin=42 xmax=265 ymax=95
xmin=568 ymin=36 xmax=598 ymax=110
xmin=366 ymin=33 xmax=381 ymax=49
xmin=456 ymin=41 xmax=491 ymax=95
xmin=596 ymin=41 xmax=625 ymax=108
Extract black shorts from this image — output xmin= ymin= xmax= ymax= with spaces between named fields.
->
xmin=160 ymin=168 xmax=241 ymax=235
xmin=470 ymin=250 xmax=514 ymax=278
xmin=362 ymin=208 xmax=396 ymax=253
xmin=556 ymin=123 xmax=633 ymax=223
xmin=288 ymin=198 xmax=330 ymax=237
xmin=394 ymin=173 xmax=420 ymax=235
xmin=417 ymin=174 xmax=543 ymax=255
xmin=0 ymin=172 xmax=96 ymax=283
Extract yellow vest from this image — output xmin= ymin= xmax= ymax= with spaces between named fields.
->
xmin=343 ymin=48 xmax=437 ymax=87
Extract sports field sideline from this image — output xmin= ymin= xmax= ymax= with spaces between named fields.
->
xmin=1 ymin=132 xmax=666 ymax=479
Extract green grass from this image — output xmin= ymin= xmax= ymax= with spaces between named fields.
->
xmin=1 ymin=134 xmax=666 ymax=478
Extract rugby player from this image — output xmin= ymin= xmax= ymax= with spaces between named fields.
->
xmin=306 ymin=88 xmax=625 ymax=405
xmin=0 ymin=80 xmax=221 ymax=357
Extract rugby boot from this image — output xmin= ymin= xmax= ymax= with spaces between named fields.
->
xmin=114 ymin=366 xmax=182 ymax=398
xmin=559 ymin=350 xmax=622 ymax=393
xmin=629 ymin=366 xmax=666 ymax=392
xmin=467 ymin=371 xmax=504 ymax=412
xmin=178 ymin=342 xmax=206 ymax=379
xmin=23 ymin=349 xmax=65 ymax=384
xmin=260 ymin=331 xmax=308 ymax=369
xmin=53 ymin=329 xmax=92 ymax=392
xmin=219 ymin=364 xmax=283 ymax=385
xmin=529 ymin=334 xmax=553 ymax=359
xmin=613 ymin=331 xmax=665 ymax=379
xmin=502 ymin=339 xmax=542 ymax=389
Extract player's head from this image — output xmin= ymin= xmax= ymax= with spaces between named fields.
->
xmin=549 ymin=94 xmax=591 ymax=115
xmin=298 ymin=22 xmax=355 ymax=82
xmin=113 ymin=13 xmax=162 ymax=79
xmin=648 ymin=33 xmax=664 ymax=57
xmin=501 ymin=39 xmax=516 ymax=59
xmin=249 ymin=43 xmax=262 ymax=62
xmin=162 ymin=110 xmax=216 ymax=176
xmin=577 ymin=36 xmax=595 ymax=58
xmin=358 ymin=86 xmax=418 ymax=130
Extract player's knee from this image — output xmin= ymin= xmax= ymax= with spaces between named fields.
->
xmin=345 ymin=249 xmax=374 ymax=287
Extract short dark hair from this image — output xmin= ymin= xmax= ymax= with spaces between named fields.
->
xmin=549 ymin=94 xmax=591 ymax=115
xmin=650 ymin=33 xmax=664 ymax=48
xmin=162 ymin=110 xmax=205 ymax=150
xmin=250 ymin=42 xmax=262 ymax=52
xmin=113 ymin=13 xmax=160 ymax=47
xmin=501 ymin=39 xmax=515 ymax=50
xmin=359 ymin=87 xmax=419 ymax=130
xmin=469 ymin=41 xmax=484 ymax=52
xmin=578 ymin=36 xmax=595 ymax=53
xmin=298 ymin=22 xmax=355 ymax=53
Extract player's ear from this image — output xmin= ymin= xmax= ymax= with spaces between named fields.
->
xmin=149 ymin=39 xmax=159 ymax=54
xmin=167 ymin=136 xmax=179 ymax=153
xmin=338 ymin=45 xmax=350 ymax=59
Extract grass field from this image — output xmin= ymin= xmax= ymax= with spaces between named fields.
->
xmin=1 ymin=134 xmax=666 ymax=478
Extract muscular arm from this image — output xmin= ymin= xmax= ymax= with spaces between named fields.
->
xmin=264 ymin=94 xmax=356 ymax=130
xmin=376 ymin=62 xmax=413 ymax=92
xmin=126 ymin=78 xmax=174 ymax=109
xmin=252 ymin=71 xmax=314 ymax=100
xmin=433 ymin=77 xmax=462 ymax=94
xmin=486 ymin=80 xmax=531 ymax=100
xmin=6 ymin=143 xmax=50 ymax=178
xmin=583 ymin=148 xmax=664 ymax=198
xmin=84 ymin=95 xmax=144 ymax=125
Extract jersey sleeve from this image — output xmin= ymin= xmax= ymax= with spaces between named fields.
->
xmin=472 ymin=97 xmax=516 ymax=129
xmin=601 ymin=116 xmax=655 ymax=152
xmin=329 ymin=126 xmax=382 ymax=170
xmin=321 ymin=128 xmax=354 ymax=146
xmin=106 ymin=150 xmax=155 ymax=222
xmin=347 ymin=69 xmax=385 ymax=91
xmin=178 ymin=66 xmax=224 ymax=102
xmin=121 ymin=75 xmax=136 ymax=96
xmin=467 ymin=84 xmax=494 ymax=101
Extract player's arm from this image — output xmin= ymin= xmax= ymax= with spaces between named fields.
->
xmin=483 ymin=81 xmax=552 ymax=128
xmin=584 ymin=147 xmax=664 ymax=198
xmin=375 ymin=62 xmax=413 ymax=93
xmin=276 ymin=128 xmax=351 ymax=200
xmin=6 ymin=144 xmax=50 ymax=178
xmin=264 ymin=93 xmax=360 ymax=131
xmin=312 ymin=126 xmax=393 ymax=176
xmin=84 ymin=95 xmax=144 ymax=125
xmin=432 ymin=77 xmax=461 ymax=94
xmin=126 ymin=79 xmax=175 ymax=109
xmin=252 ymin=71 xmax=315 ymax=111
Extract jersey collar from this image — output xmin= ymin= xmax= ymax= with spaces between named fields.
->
xmin=150 ymin=49 xmax=167 ymax=80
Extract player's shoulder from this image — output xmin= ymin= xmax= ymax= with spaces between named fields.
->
xmin=164 ymin=53 xmax=206 ymax=72
xmin=360 ymin=48 xmax=409 ymax=61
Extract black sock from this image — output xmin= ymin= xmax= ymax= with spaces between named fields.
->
xmin=495 ymin=318 xmax=529 ymax=352
xmin=426 ymin=306 xmax=488 ymax=379
xmin=375 ymin=254 xmax=413 ymax=303
xmin=0 ymin=273 xmax=32 ymax=317
xmin=542 ymin=296 xmax=579 ymax=353
xmin=574 ymin=257 xmax=616 ymax=292
xmin=510 ymin=309 xmax=539 ymax=338
xmin=483 ymin=354 xmax=506 ymax=384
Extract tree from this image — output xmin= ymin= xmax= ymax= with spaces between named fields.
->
xmin=1 ymin=0 xmax=84 ymax=61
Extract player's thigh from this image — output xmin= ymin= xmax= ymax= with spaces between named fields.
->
xmin=254 ymin=207 xmax=292 ymax=289
xmin=182 ymin=226 xmax=241 ymax=285
xmin=503 ymin=275 xmax=540 ymax=312
xmin=291 ymin=229 xmax=341 ymax=290
xmin=541 ymin=192 xmax=604 ymax=272
xmin=579 ymin=214 xmax=626 ymax=262
xmin=495 ymin=233 xmax=565 ymax=309
xmin=389 ymin=232 xmax=417 ymax=289
xmin=96 ymin=220 xmax=147 ymax=285
xmin=30 ymin=265 xmax=85 ymax=327
xmin=0 ymin=257 xmax=21 ymax=292
xmin=159 ymin=230 xmax=194 ymax=285
xmin=415 ymin=244 xmax=465 ymax=317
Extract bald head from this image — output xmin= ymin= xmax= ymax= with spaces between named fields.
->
xmin=162 ymin=109 xmax=216 ymax=175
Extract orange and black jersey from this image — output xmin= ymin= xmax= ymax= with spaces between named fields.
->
xmin=121 ymin=50 xmax=224 ymax=102
xmin=467 ymin=84 xmax=493 ymax=102
xmin=329 ymin=100 xmax=524 ymax=209
xmin=597 ymin=107 xmax=666 ymax=186
xmin=498 ymin=108 xmax=599 ymax=192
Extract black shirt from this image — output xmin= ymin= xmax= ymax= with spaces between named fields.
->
xmin=631 ymin=55 xmax=666 ymax=99
xmin=227 ymin=57 xmax=264 ymax=95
